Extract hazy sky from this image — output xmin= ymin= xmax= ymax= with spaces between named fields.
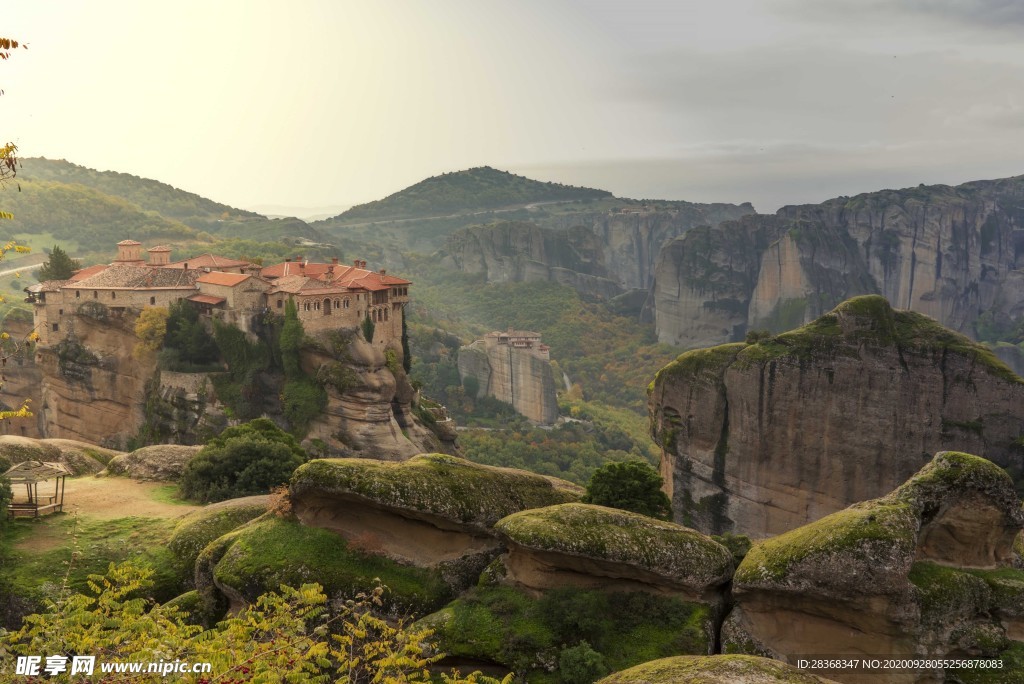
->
xmin=4 ymin=1 xmax=1023 ymax=214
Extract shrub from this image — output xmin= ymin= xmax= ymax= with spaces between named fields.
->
xmin=583 ymin=460 xmax=672 ymax=520
xmin=179 ymin=418 xmax=308 ymax=503
xmin=559 ymin=640 xmax=608 ymax=684
xmin=362 ymin=314 xmax=375 ymax=343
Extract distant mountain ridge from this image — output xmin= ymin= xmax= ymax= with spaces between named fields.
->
xmin=329 ymin=166 xmax=613 ymax=223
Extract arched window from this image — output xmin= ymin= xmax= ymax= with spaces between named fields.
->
xmin=75 ymin=291 xmax=80 ymax=299
xmin=150 ymin=296 xmax=156 ymax=305
xmin=314 ymin=301 xmax=320 ymax=311
xmin=383 ymin=308 xmax=388 ymax=321
xmin=112 ymin=292 xmax=116 ymax=300
xmin=304 ymin=302 xmax=311 ymax=312
xmin=343 ymin=298 xmax=350 ymax=309
xmin=323 ymin=298 xmax=331 ymax=315
xmin=93 ymin=291 xmax=98 ymax=299
xmin=334 ymin=299 xmax=340 ymax=309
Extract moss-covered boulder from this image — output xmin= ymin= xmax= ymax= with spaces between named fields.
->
xmin=597 ymin=655 xmax=840 ymax=683
xmin=167 ymin=495 xmax=269 ymax=576
xmin=0 ymin=435 xmax=111 ymax=475
xmin=728 ymin=452 xmax=1024 ymax=682
xmin=420 ymin=585 xmax=716 ymax=681
xmin=194 ymin=514 xmax=451 ymax=620
xmin=288 ymin=454 xmax=581 ymax=594
xmin=495 ymin=503 xmax=733 ymax=600
xmin=104 ymin=444 xmax=201 ymax=481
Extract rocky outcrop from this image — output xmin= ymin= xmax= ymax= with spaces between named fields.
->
xmin=166 ymin=495 xmax=269 ymax=574
xmin=35 ymin=310 xmax=156 ymax=447
xmin=494 ymin=503 xmax=734 ymax=601
xmin=304 ymin=330 xmax=451 ymax=459
xmin=441 ymin=201 xmax=754 ymax=300
xmin=289 ymin=454 xmax=580 ymax=591
xmin=649 ymin=296 xmax=1024 ymax=537
xmin=727 ymin=451 xmax=1024 ymax=683
xmin=0 ymin=313 xmax=44 ymax=439
xmin=457 ymin=340 xmax=558 ymax=424
xmin=598 ymin=655 xmax=840 ymax=684
xmin=104 ymin=444 xmax=202 ymax=480
xmin=653 ymin=175 xmax=1024 ymax=347
xmin=0 ymin=435 xmax=119 ymax=475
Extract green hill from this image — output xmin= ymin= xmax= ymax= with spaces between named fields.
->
xmin=16 ymin=158 xmax=325 ymax=243
xmin=328 ymin=166 xmax=612 ymax=223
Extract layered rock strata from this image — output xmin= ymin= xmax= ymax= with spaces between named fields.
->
xmin=727 ymin=451 xmax=1024 ymax=684
xmin=649 ymin=296 xmax=1024 ymax=537
xmin=653 ymin=175 xmax=1024 ymax=347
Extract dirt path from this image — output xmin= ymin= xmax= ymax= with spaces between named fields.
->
xmin=13 ymin=477 xmax=199 ymax=552
xmin=58 ymin=476 xmax=200 ymax=520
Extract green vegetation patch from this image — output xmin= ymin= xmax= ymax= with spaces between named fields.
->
xmin=496 ymin=503 xmax=733 ymax=588
xmin=421 ymin=585 xmax=712 ymax=682
xmin=2 ymin=515 xmax=186 ymax=610
xmin=290 ymin=454 xmax=580 ymax=528
xmin=954 ymin=641 xmax=1024 ymax=684
xmin=167 ymin=496 xmax=269 ymax=575
xmin=908 ymin=561 xmax=991 ymax=625
xmin=653 ymin=343 xmax=745 ymax=388
xmin=597 ymin=654 xmax=835 ymax=684
xmin=210 ymin=515 xmax=450 ymax=616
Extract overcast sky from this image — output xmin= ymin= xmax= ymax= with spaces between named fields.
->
xmin=3 ymin=1 xmax=1023 ymax=215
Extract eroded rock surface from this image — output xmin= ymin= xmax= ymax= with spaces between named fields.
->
xmin=104 ymin=444 xmax=202 ymax=480
xmin=457 ymin=339 xmax=558 ymax=424
xmin=289 ymin=454 xmax=580 ymax=592
xmin=494 ymin=503 xmax=733 ymax=601
xmin=649 ymin=296 xmax=1024 ymax=537
xmin=0 ymin=435 xmax=118 ymax=475
xmin=653 ymin=175 xmax=1024 ymax=348
xmin=727 ymin=451 xmax=1024 ymax=683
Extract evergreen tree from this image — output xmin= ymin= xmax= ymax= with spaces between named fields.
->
xmin=583 ymin=460 xmax=672 ymax=520
xmin=37 ymin=245 xmax=81 ymax=281
xmin=401 ymin=313 xmax=412 ymax=372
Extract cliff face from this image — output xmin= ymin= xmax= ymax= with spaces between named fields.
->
xmin=648 ymin=296 xmax=1024 ymax=538
xmin=440 ymin=201 xmax=754 ymax=300
xmin=8 ymin=305 xmax=450 ymax=456
xmin=35 ymin=309 xmax=157 ymax=447
xmin=457 ymin=340 xmax=558 ymax=424
xmin=653 ymin=175 xmax=1024 ymax=347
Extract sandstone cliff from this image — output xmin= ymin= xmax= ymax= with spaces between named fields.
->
xmin=457 ymin=339 xmax=558 ymax=424
xmin=648 ymin=296 xmax=1024 ymax=537
xmin=440 ymin=201 xmax=753 ymax=300
xmin=653 ymin=175 xmax=1024 ymax=347
xmin=728 ymin=451 xmax=1024 ymax=684
xmin=6 ymin=304 xmax=450 ymax=457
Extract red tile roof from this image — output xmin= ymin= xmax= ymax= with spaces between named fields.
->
xmin=197 ymin=272 xmax=251 ymax=287
xmin=67 ymin=264 xmax=110 ymax=282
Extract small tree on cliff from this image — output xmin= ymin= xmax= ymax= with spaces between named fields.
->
xmin=583 ymin=460 xmax=672 ymax=520
xmin=37 ymin=245 xmax=81 ymax=281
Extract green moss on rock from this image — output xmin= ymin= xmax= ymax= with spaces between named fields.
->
xmin=597 ymin=655 xmax=840 ymax=684
xmin=167 ymin=495 xmax=269 ymax=574
xmin=208 ymin=515 xmax=451 ymax=616
xmin=653 ymin=343 xmax=745 ymax=388
xmin=290 ymin=453 xmax=580 ymax=529
xmin=908 ymin=561 xmax=991 ymax=625
xmin=734 ymin=500 xmax=917 ymax=590
xmin=420 ymin=585 xmax=714 ymax=680
xmin=496 ymin=503 xmax=733 ymax=588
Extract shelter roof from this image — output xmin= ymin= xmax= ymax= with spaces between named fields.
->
xmin=3 ymin=460 xmax=72 ymax=483
xmin=187 ymin=294 xmax=226 ymax=306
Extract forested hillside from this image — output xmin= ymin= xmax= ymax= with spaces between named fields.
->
xmin=330 ymin=166 xmax=612 ymax=222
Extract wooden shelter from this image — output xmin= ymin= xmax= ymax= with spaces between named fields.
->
xmin=4 ymin=460 xmax=71 ymax=518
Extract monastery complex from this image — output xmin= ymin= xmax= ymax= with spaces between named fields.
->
xmin=26 ymin=240 xmax=411 ymax=346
